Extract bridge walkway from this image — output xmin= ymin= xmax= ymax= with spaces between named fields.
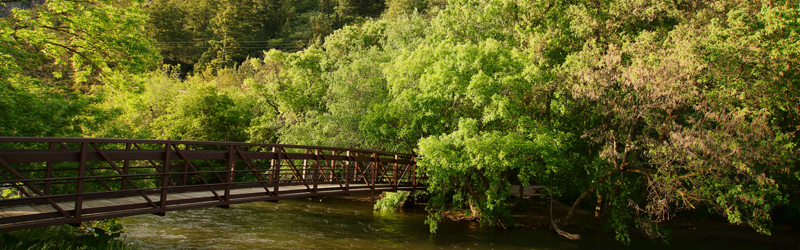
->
xmin=0 ymin=184 xmax=406 ymax=218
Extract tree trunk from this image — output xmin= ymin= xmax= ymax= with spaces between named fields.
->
xmin=595 ymin=193 xmax=602 ymax=218
xmin=565 ymin=171 xmax=614 ymax=223
xmin=601 ymin=184 xmax=620 ymax=218
xmin=551 ymin=175 xmax=580 ymax=240
xmin=565 ymin=186 xmax=596 ymax=223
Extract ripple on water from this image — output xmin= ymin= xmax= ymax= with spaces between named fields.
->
xmin=121 ymin=198 xmax=782 ymax=250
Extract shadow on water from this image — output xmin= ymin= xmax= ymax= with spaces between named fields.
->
xmin=120 ymin=197 xmax=784 ymax=250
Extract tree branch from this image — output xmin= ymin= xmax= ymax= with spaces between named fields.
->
xmin=42 ymin=41 xmax=108 ymax=81
xmin=565 ymin=170 xmax=614 ymax=222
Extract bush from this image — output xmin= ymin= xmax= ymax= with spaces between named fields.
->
xmin=374 ymin=191 xmax=411 ymax=212
xmin=0 ymin=219 xmax=135 ymax=250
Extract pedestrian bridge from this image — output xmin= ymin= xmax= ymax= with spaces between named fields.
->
xmin=0 ymin=137 xmax=425 ymax=232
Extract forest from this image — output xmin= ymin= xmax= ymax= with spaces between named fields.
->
xmin=1 ymin=0 xmax=798 ymax=246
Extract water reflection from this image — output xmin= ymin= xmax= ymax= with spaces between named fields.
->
xmin=121 ymin=197 xmax=777 ymax=250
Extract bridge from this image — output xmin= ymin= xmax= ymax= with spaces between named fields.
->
xmin=0 ymin=137 xmax=425 ymax=232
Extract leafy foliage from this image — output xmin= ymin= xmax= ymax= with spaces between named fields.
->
xmin=0 ymin=0 xmax=159 ymax=137
xmin=1 ymin=0 xmax=798 ymax=244
xmin=100 ymin=65 xmax=257 ymax=142
xmin=145 ymin=0 xmax=390 ymax=73
xmin=259 ymin=0 xmax=799 ymax=241
xmin=0 ymin=219 xmax=133 ymax=250
xmin=374 ymin=191 xmax=411 ymax=211
xmin=2 ymin=0 xmax=157 ymax=87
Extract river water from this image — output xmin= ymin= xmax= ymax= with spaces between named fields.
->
xmin=119 ymin=196 xmax=778 ymax=250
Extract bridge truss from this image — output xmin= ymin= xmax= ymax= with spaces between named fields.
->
xmin=0 ymin=137 xmax=424 ymax=232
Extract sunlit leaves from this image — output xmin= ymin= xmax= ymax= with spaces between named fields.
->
xmin=0 ymin=0 xmax=159 ymax=137
xmin=58 ymin=0 xmax=797 ymax=242
xmin=5 ymin=0 xmax=158 ymax=86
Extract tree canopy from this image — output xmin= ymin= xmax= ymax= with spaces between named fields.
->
xmin=1 ymin=0 xmax=158 ymax=137
xmin=1 ymin=0 xmax=798 ymax=243
xmin=243 ymin=0 xmax=799 ymax=240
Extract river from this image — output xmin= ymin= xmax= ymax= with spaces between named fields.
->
xmin=119 ymin=196 xmax=779 ymax=250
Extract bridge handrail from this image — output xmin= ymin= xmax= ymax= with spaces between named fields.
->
xmin=0 ymin=137 xmax=415 ymax=157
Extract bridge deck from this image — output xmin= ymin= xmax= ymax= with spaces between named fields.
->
xmin=1 ymin=183 xmax=413 ymax=218
xmin=0 ymin=183 xmax=419 ymax=226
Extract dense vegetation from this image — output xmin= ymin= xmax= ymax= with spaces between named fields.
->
xmin=1 ymin=0 xmax=798 ymax=245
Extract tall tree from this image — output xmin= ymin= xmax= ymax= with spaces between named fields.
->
xmin=239 ymin=0 xmax=799 ymax=241
xmin=0 ymin=0 xmax=158 ymax=137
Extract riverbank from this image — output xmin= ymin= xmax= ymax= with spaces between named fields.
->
xmin=511 ymin=196 xmax=800 ymax=248
xmin=332 ymin=192 xmax=800 ymax=249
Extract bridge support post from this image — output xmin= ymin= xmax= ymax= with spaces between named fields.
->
xmin=159 ymin=143 xmax=171 ymax=214
xmin=75 ymin=142 xmax=87 ymax=222
xmin=412 ymin=156 xmax=418 ymax=188
xmin=371 ymin=153 xmax=377 ymax=193
xmin=182 ymin=144 xmax=189 ymax=186
xmin=272 ymin=147 xmax=280 ymax=197
xmin=225 ymin=146 xmax=234 ymax=205
xmin=313 ymin=149 xmax=319 ymax=193
xmin=345 ymin=151 xmax=351 ymax=192
xmin=44 ymin=142 xmax=55 ymax=195
xmin=352 ymin=152 xmax=357 ymax=184
xmin=331 ymin=150 xmax=336 ymax=182
xmin=222 ymin=145 xmax=249 ymax=206
xmin=393 ymin=155 xmax=398 ymax=191
xmin=122 ymin=143 xmax=131 ymax=191
xmin=303 ymin=149 xmax=309 ymax=182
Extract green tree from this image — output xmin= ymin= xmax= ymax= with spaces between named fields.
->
xmin=245 ymin=48 xmax=328 ymax=143
xmin=0 ymin=0 xmax=158 ymax=137
xmin=100 ymin=64 xmax=258 ymax=142
xmin=247 ymin=0 xmax=799 ymax=241
xmin=384 ymin=0 xmax=418 ymax=18
xmin=146 ymin=0 xmax=387 ymax=74
xmin=116 ymin=0 xmax=799 ymax=242
xmin=555 ymin=0 xmax=799 ymax=239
